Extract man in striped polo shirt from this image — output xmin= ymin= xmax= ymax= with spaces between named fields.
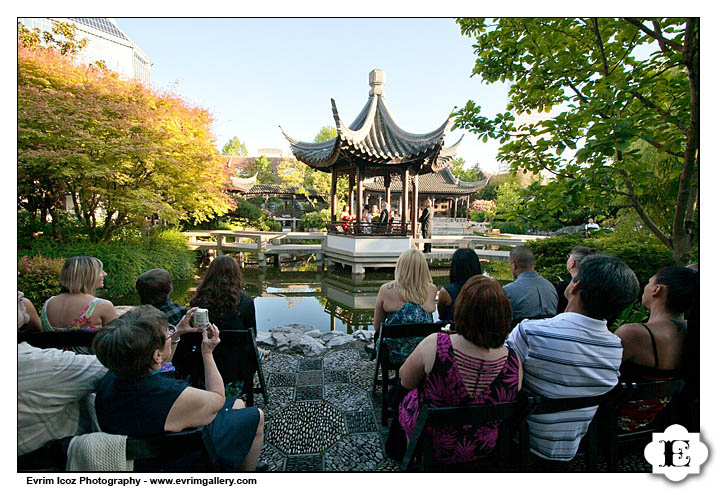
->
xmin=506 ymin=254 xmax=639 ymax=466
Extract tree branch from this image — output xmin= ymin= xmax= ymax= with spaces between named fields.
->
xmin=627 ymin=89 xmax=688 ymax=134
xmin=624 ymin=18 xmax=682 ymax=53
xmin=591 ymin=18 xmax=611 ymax=77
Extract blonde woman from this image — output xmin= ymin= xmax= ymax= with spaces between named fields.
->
xmin=41 ymin=256 xmax=118 ymax=331
xmin=365 ymin=248 xmax=437 ymax=361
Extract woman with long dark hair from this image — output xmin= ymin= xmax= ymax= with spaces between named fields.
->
xmin=186 ymin=256 xmax=267 ymax=384
xmin=437 ymin=248 xmax=482 ymax=322
xmin=190 ymin=256 xmax=255 ymax=333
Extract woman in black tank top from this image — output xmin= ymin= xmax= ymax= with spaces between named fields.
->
xmin=437 ymin=248 xmax=482 ymax=322
xmin=614 ymin=266 xmax=697 ymax=430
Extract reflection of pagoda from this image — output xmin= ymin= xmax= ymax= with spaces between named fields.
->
xmin=321 ymin=274 xmax=382 ymax=333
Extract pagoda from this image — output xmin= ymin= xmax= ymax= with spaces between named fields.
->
xmin=280 ymin=69 xmax=462 ymax=237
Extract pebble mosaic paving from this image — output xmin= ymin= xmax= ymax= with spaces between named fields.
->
xmin=253 ymin=341 xmax=653 ymax=473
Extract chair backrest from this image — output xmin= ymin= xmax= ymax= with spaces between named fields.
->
xmin=173 ymin=330 xmax=260 ymax=387
xmin=528 ymin=384 xmax=624 ymax=415
xmin=401 ymin=395 xmax=538 ymax=471
xmin=18 ymin=330 xmax=97 ymax=349
xmin=126 ymin=427 xmax=204 ymax=461
xmin=625 ymin=379 xmax=685 ymax=401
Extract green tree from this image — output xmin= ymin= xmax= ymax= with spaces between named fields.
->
xmin=495 ymin=180 xmax=522 ymax=218
xmin=248 ymin=155 xmax=277 ymax=184
xmin=450 ymin=157 xmax=486 ymax=183
xmin=314 ymin=126 xmax=338 ymax=143
xmin=18 ymin=36 xmax=231 ymax=242
xmin=18 ymin=20 xmax=88 ymax=56
xmin=221 ymin=136 xmax=248 ymax=156
xmin=454 ymin=18 xmax=698 ymax=264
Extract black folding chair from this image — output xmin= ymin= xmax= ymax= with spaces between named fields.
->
xmin=401 ymin=394 xmax=538 ymax=471
xmin=173 ymin=330 xmax=269 ymax=406
xmin=19 ymin=428 xmax=206 ymax=471
xmin=596 ymin=379 xmax=686 ymax=471
xmin=18 ymin=330 xmax=97 ymax=349
xmin=518 ymin=385 xmax=624 ymax=471
xmin=371 ymin=321 xmax=448 ymax=426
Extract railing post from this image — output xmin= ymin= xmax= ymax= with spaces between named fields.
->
xmin=256 ymin=236 xmax=266 ymax=268
xmin=214 ymin=233 xmax=225 ymax=256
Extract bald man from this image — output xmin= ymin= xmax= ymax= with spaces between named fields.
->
xmin=503 ymin=246 xmax=558 ymax=325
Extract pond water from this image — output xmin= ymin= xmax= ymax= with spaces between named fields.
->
xmin=114 ymin=261 xmax=512 ymax=334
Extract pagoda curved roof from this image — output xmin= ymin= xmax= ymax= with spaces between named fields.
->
xmin=280 ymin=71 xmax=462 ymax=175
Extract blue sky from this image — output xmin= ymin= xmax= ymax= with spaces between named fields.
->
xmin=114 ymin=18 xmax=511 ymax=174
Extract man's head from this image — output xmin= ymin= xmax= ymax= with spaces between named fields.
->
xmin=136 ymin=268 xmax=173 ymax=306
xmin=588 ymin=218 xmax=595 ymax=224
xmin=566 ymin=246 xmax=598 ymax=277
xmin=509 ymin=246 xmax=535 ymax=277
xmin=424 ymin=199 xmax=431 ymax=207
xmin=565 ymin=254 xmax=640 ymax=321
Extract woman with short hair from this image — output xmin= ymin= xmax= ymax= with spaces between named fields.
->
xmin=93 ymin=305 xmax=265 ymax=471
xmin=437 ymin=248 xmax=482 ymax=322
xmin=365 ymin=248 xmax=437 ymax=362
xmin=41 ymin=256 xmax=117 ymax=331
xmin=398 ymin=275 xmax=523 ymax=464
xmin=614 ymin=266 xmax=698 ymax=431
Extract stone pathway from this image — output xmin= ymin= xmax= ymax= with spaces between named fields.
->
xmin=252 ymin=340 xmax=651 ymax=473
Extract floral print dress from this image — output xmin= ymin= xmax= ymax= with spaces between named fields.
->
xmin=398 ymin=332 xmax=521 ymax=464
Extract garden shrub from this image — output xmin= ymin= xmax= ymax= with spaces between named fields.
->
xmin=17 ymin=228 xmax=195 ymax=302
xmin=17 ymin=255 xmax=65 ymax=307
xmin=302 ymin=210 xmax=330 ymax=231
xmin=527 ymin=233 xmax=674 ymax=286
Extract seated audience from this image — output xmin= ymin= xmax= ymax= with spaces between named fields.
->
xmin=614 ymin=266 xmax=698 ymax=431
xmin=398 ymin=276 xmax=522 ymax=464
xmin=19 ymin=293 xmax=41 ymax=332
xmin=503 ymin=246 xmax=558 ymax=326
xmin=339 ymin=205 xmax=353 ymax=222
xmin=554 ymin=246 xmax=597 ymax=314
xmin=41 ymin=256 xmax=117 ymax=331
xmin=18 ymin=291 xmax=107 ymax=459
xmin=136 ymin=268 xmax=187 ymax=326
xmin=93 ymin=306 xmax=265 ymax=471
xmin=366 ymin=248 xmax=437 ymax=362
xmin=437 ymin=248 xmax=482 ymax=322
xmin=506 ymin=254 xmax=639 ymax=466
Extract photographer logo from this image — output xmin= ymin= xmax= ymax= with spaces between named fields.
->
xmin=644 ymin=424 xmax=708 ymax=482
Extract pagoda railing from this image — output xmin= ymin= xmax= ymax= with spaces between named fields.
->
xmin=326 ymin=221 xmax=413 ymax=237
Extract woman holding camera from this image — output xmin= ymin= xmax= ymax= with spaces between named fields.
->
xmin=93 ymin=305 xmax=264 ymax=471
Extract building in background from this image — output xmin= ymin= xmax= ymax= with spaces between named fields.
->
xmin=18 ymin=17 xmax=150 ymax=85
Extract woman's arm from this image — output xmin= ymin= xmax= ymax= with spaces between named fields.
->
xmin=98 ymin=299 xmax=118 ymax=326
xmin=614 ymin=323 xmax=643 ymax=363
xmin=437 ymin=288 xmax=452 ymax=321
xmin=373 ymin=285 xmax=387 ymax=332
xmin=22 ymin=298 xmax=42 ymax=332
xmin=164 ymin=386 xmax=225 ymax=432
xmin=167 ymin=307 xmax=201 ymax=362
xmin=201 ymin=324 xmax=225 ymax=399
xmin=399 ymin=334 xmax=437 ymax=390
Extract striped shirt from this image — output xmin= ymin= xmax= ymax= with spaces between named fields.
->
xmin=505 ymin=313 xmax=622 ymax=461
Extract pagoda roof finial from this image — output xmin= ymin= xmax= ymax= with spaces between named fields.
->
xmin=369 ymin=68 xmax=385 ymax=97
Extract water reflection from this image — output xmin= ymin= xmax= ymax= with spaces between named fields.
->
xmin=114 ymin=262 xmax=511 ymax=335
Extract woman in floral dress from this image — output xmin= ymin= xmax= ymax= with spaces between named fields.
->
xmin=398 ymin=275 xmax=522 ymax=464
